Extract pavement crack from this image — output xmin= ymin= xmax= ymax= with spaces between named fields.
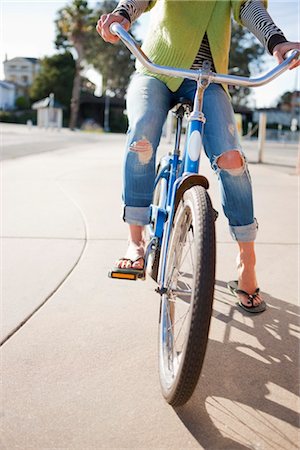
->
xmin=1 ymin=182 xmax=89 ymax=347
xmin=0 ymin=242 xmax=86 ymax=346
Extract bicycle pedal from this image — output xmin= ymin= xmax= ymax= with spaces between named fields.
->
xmin=108 ymin=269 xmax=145 ymax=281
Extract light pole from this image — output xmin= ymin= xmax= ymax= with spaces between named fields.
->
xmin=104 ymin=81 xmax=112 ymax=132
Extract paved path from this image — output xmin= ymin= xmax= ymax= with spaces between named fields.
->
xmin=1 ymin=124 xmax=299 ymax=449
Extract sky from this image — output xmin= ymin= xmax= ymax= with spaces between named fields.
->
xmin=0 ymin=0 xmax=299 ymax=107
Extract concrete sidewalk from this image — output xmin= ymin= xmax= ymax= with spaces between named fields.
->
xmin=1 ymin=125 xmax=299 ymax=449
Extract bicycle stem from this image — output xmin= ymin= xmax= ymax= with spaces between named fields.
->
xmin=191 ymin=78 xmax=209 ymax=121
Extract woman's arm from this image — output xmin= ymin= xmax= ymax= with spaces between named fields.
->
xmin=96 ymin=0 xmax=150 ymax=44
xmin=240 ymin=0 xmax=300 ymax=69
xmin=240 ymin=0 xmax=287 ymax=54
xmin=113 ymin=0 xmax=150 ymax=23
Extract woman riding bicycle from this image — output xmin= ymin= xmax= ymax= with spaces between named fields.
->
xmin=97 ymin=0 xmax=300 ymax=313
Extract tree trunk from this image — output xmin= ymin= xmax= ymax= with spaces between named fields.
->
xmin=69 ymin=59 xmax=81 ymax=129
xmin=69 ymin=42 xmax=84 ymax=130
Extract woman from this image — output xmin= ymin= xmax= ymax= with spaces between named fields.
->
xmin=97 ymin=0 xmax=300 ymax=313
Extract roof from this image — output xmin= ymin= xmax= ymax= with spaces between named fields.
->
xmin=24 ymin=57 xmax=39 ymax=63
xmin=32 ymin=96 xmax=63 ymax=110
xmin=4 ymin=57 xmax=39 ymax=65
xmin=0 ymin=80 xmax=15 ymax=90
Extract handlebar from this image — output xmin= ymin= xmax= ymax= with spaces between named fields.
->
xmin=110 ymin=22 xmax=300 ymax=87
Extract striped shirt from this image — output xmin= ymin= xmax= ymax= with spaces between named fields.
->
xmin=113 ymin=0 xmax=287 ymax=71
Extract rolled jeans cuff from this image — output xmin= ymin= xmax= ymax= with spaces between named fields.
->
xmin=123 ymin=206 xmax=151 ymax=226
xmin=229 ymin=218 xmax=258 ymax=242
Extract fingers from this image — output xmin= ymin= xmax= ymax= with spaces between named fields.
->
xmin=273 ymin=50 xmax=284 ymax=65
xmin=273 ymin=42 xmax=300 ymax=70
xmin=289 ymin=59 xmax=300 ymax=70
xmin=289 ymin=46 xmax=300 ymax=69
xmin=284 ymin=43 xmax=300 ymax=70
xmin=96 ymin=13 xmax=130 ymax=44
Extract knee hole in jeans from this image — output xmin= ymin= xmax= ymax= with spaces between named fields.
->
xmin=129 ymin=139 xmax=153 ymax=165
xmin=215 ymin=150 xmax=246 ymax=176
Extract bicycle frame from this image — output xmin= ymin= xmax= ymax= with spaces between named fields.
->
xmin=109 ymin=22 xmax=300 ymax=287
xmin=150 ymin=79 xmax=209 ymax=287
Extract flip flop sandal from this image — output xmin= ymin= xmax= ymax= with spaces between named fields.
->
xmin=227 ymin=280 xmax=266 ymax=313
xmin=108 ymin=241 xmax=146 ymax=281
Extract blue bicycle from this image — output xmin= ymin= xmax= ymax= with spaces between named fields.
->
xmin=109 ymin=22 xmax=299 ymax=406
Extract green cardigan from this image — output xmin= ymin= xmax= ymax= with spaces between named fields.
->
xmin=136 ymin=0 xmax=268 ymax=91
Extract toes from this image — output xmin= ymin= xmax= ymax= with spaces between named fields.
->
xmin=132 ymin=258 xmax=144 ymax=270
xmin=114 ymin=258 xmax=144 ymax=270
xmin=239 ymin=293 xmax=262 ymax=308
xmin=115 ymin=259 xmax=132 ymax=269
xmin=253 ymin=294 xmax=262 ymax=307
xmin=240 ymin=296 xmax=252 ymax=307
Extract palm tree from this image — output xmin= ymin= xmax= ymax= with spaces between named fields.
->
xmin=55 ymin=0 xmax=93 ymax=129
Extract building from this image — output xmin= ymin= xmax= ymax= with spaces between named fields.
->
xmin=252 ymin=108 xmax=293 ymax=128
xmin=278 ymin=91 xmax=300 ymax=115
xmin=79 ymin=91 xmax=127 ymax=132
xmin=32 ymin=94 xmax=63 ymax=129
xmin=290 ymin=91 xmax=300 ymax=117
xmin=0 ymin=81 xmax=16 ymax=110
xmin=3 ymin=56 xmax=40 ymax=97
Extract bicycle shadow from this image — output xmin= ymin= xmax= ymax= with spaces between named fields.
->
xmin=175 ymin=280 xmax=299 ymax=450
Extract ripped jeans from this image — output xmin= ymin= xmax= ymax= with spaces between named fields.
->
xmin=123 ymin=73 xmax=258 ymax=242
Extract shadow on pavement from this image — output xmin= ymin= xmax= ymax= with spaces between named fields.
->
xmin=175 ymin=280 xmax=299 ymax=450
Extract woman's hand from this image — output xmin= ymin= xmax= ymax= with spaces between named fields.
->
xmin=96 ymin=13 xmax=130 ymax=44
xmin=273 ymin=41 xmax=300 ymax=69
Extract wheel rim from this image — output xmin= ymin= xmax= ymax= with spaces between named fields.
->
xmin=159 ymin=202 xmax=196 ymax=391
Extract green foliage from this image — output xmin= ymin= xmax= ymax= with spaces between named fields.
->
xmin=30 ymin=52 xmax=75 ymax=114
xmin=0 ymin=110 xmax=36 ymax=125
xmin=55 ymin=0 xmax=95 ymax=128
xmin=53 ymin=0 xmax=138 ymax=128
xmin=229 ymin=22 xmax=265 ymax=106
xmin=55 ymin=0 xmax=94 ymax=53
xmin=15 ymin=96 xmax=31 ymax=110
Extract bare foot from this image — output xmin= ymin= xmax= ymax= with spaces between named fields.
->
xmin=236 ymin=254 xmax=263 ymax=307
xmin=115 ymin=240 xmax=145 ymax=270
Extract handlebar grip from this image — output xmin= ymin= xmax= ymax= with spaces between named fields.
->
xmin=284 ymin=49 xmax=300 ymax=62
xmin=110 ymin=22 xmax=120 ymax=35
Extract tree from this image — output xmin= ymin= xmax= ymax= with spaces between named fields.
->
xmin=15 ymin=96 xmax=31 ymax=110
xmin=277 ymin=91 xmax=293 ymax=107
xmin=30 ymin=52 xmax=75 ymax=116
xmin=229 ymin=22 xmax=265 ymax=107
xmin=85 ymin=0 xmax=138 ymax=97
xmin=55 ymin=0 xmax=94 ymax=129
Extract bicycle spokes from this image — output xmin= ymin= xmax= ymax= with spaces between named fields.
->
xmin=161 ymin=206 xmax=195 ymax=383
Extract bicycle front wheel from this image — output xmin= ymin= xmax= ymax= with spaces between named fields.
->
xmin=159 ymin=185 xmax=216 ymax=406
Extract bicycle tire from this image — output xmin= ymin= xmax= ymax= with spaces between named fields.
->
xmin=158 ymin=185 xmax=216 ymax=406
